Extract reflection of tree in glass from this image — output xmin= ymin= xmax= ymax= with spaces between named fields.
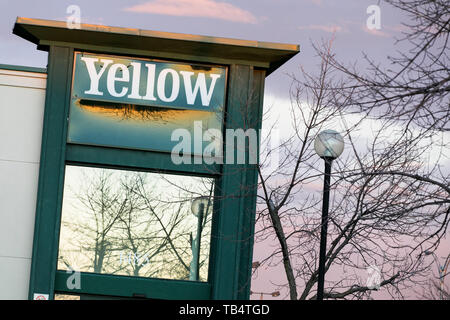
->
xmin=59 ymin=169 xmax=128 ymax=273
xmin=58 ymin=166 xmax=214 ymax=282
xmin=78 ymin=100 xmax=221 ymax=127
xmin=102 ymin=173 xmax=175 ymax=278
xmin=79 ymin=101 xmax=173 ymax=123
xmin=132 ymin=174 xmax=214 ymax=281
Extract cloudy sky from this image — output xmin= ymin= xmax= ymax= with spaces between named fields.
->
xmin=0 ymin=0 xmax=409 ymax=99
xmin=3 ymin=0 xmax=446 ymax=299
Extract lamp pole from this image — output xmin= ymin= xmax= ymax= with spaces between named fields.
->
xmin=193 ymin=203 xmax=204 ymax=280
xmin=314 ymin=130 xmax=344 ymax=300
xmin=190 ymin=197 xmax=209 ymax=281
xmin=317 ymin=157 xmax=332 ymax=300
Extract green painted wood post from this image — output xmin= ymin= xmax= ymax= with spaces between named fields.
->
xmin=28 ymin=46 xmax=73 ymax=300
xmin=211 ymin=65 xmax=265 ymax=299
xmin=236 ymin=69 xmax=265 ymax=299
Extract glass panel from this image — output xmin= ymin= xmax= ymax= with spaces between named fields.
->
xmin=68 ymin=52 xmax=226 ymax=155
xmin=58 ymin=165 xmax=214 ymax=282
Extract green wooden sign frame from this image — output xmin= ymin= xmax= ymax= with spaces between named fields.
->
xmin=13 ymin=17 xmax=299 ymax=300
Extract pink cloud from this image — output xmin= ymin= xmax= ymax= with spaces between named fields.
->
xmin=387 ymin=24 xmax=409 ymax=33
xmin=124 ymin=0 xmax=258 ymax=24
xmin=298 ymin=24 xmax=345 ymax=33
xmin=362 ymin=26 xmax=390 ymax=37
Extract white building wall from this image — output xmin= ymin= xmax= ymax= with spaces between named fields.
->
xmin=0 ymin=68 xmax=46 ymax=299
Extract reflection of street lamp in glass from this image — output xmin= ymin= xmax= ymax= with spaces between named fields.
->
xmin=190 ymin=196 xmax=211 ymax=281
xmin=314 ymin=130 xmax=344 ymax=300
xmin=424 ymin=250 xmax=450 ymax=300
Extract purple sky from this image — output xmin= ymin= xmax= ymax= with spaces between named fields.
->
xmin=1 ymin=0 xmax=447 ymax=299
xmin=0 ymin=0 xmax=410 ymax=98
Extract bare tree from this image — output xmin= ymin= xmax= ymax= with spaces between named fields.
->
xmin=253 ymin=0 xmax=450 ymax=299
xmin=421 ymin=278 xmax=450 ymax=300
xmin=326 ymin=0 xmax=449 ymax=132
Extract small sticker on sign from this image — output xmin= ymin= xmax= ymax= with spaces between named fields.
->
xmin=33 ymin=293 xmax=49 ymax=300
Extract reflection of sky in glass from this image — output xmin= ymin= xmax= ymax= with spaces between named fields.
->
xmin=58 ymin=165 xmax=214 ymax=282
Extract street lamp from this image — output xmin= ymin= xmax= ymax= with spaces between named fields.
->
xmin=190 ymin=196 xmax=211 ymax=281
xmin=424 ymin=250 xmax=450 ymax=300
xmin=314 ymin=129 xmax=344 ymax=300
